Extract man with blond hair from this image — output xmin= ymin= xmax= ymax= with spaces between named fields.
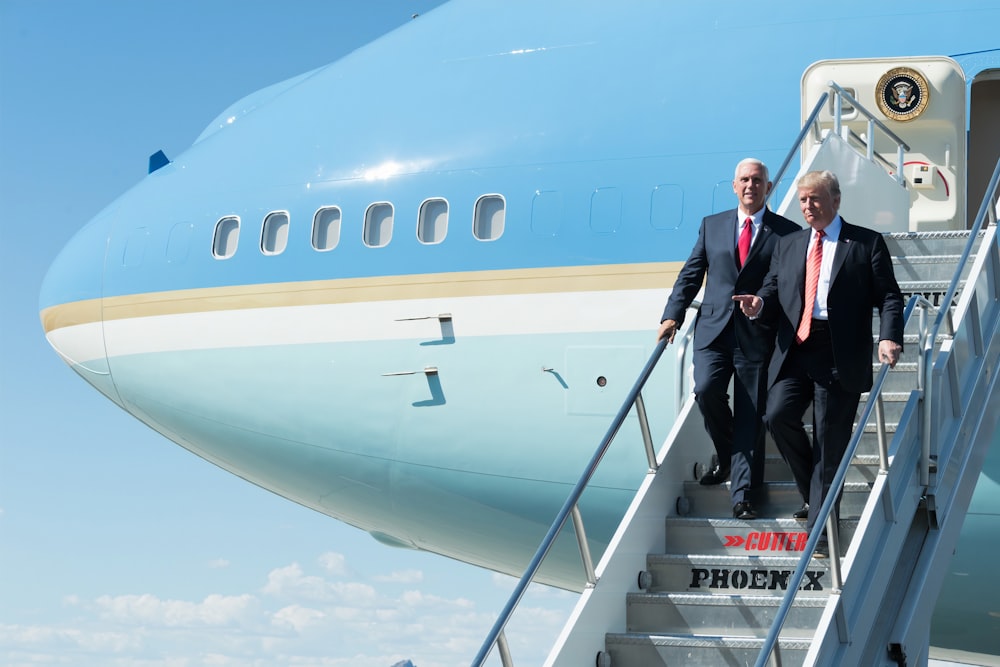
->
xmin=734 ymin=170 xmax=903 ymax=556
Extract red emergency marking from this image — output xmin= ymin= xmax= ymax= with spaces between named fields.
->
xmin=723 ymin=532 xmax=808 ymax=552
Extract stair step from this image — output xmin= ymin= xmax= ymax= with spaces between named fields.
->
xmin=762 ymin=453 xmax=880 ymax=483
xmin=679 ymin=481 xmax=870 ymax=519
xmin=626 ymin=591 xmax=827 ymax=637
xmin=884 ymin=229 xmax=981 ymax=257
xmin=874 ymin=362 xmax=919 ymax=393
xmin=662 ymin=517 xmax=857 ymax=557
xmin=643 ymin=553 xmax=834 ymax=597
xmin=604 ymin=632 xmax=810 ymax=666
xmin=898 ymin=279 xmax=965 ymax=293
xmin=892 ymin=254 xmax=967 ymax=282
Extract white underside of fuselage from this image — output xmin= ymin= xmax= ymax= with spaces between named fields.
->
xmin=44 ymin=278 xmax=688 ymax=588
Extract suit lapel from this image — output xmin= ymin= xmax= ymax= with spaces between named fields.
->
xmin=747 ymin=214 xmax=770 ymax=267
xmin=830 ymin=219 xmax=852 ymax=286
xmin=787 ymin=229 xmax=810 ymax=320
xmin=729 ymin=211 xmax=741 ymax=270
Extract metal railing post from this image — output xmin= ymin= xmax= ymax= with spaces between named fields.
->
xmin=570 ymin=506 xmax=597 ymax=586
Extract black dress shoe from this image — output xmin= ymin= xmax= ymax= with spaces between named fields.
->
xmin=814 ymin=540 xmax=830 ymax=559
xmin=699 ymin=464 xmax=731 ymax=485
xmin=733 ymin=501 xmax=757 ymax=520
xmin=793 ymin=503 xmax=809 ymax=520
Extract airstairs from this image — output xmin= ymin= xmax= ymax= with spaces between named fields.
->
xmin=473 ymin=80 xmax=1000 ymax=667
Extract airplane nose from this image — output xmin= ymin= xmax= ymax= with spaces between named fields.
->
xmin=39 ymin=210 xmax=123 ymax=407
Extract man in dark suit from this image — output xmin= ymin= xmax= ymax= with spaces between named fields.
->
xmin=734 ymin=170 xmax=903 ymax=556
xmin=658 ymin=158 xmax=799 ymax=520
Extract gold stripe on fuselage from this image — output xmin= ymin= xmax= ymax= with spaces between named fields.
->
xmin=40 ymin=262 xmax=684 ymax=333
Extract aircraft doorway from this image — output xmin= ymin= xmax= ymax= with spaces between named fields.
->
xmin=967 ymin=70 xmax=1000 ymax=227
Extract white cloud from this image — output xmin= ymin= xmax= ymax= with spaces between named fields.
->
xmin=261 ymin=563 xmax=380 ymax=606
xmin=92 ymin=593 xmax=259 ymax=627
xmin=0 ymin=623 xmax=141 ymax=653
xmin=317 ymin=552 xmax=348 ymax=576
xmin=373 ymin=568 xmax=423 ymax=584
xmin=208 ymin=558 xmax=231 ymax=569
xmin=271 ymin=605 xmax=326 ymax=633
xmin=5 ymin=553 xmax=576 ymax=667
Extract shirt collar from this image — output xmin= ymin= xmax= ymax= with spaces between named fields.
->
xmin=814 ymin=214 xmax=843 ymax=242
xmin=739 ymin=206 xmax=765 ymax=228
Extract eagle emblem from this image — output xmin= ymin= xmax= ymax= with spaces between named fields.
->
xmin=875 ymin=67 xmax=929 ymax=121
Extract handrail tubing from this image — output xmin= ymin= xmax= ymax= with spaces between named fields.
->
xmin=769 ymin=82 xmax=912 ymax=204
xmin=927 ymin=159 xmax=999 ymax=344
xmin=828 ymin=80 xmax=910 ymax=185
xmin=767 ymin=91 xmax=828 ymax=201
xmin=674 ymin=299 xmax=701 ymax=412
xmin=827 ymin=81 xmax=911 ymax=154
xmin=922 ymin=158 xmax=1000 ymax=485
xmin=470 ymin=337 xmax=669 ymax=667
xmin=754 ymin=294 xmax=933 ymax=667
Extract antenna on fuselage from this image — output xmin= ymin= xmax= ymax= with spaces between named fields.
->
xmin=148 ymin=150 xmax=170 ymax=174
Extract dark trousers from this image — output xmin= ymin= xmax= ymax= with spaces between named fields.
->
xmin=692 ymin=322 xmax=767 ymax=504
xmin=763 ymin=322 xmax=861 ymax=534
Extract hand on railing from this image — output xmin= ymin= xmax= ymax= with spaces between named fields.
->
xmin=877 ymin=339 xmax=902 ymax=368
xmin=656 ymin=318 xmax=679 ymax=343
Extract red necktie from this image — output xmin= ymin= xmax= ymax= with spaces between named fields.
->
xmin=737 ymin=217 xmax=752 ymax=268
xmin=796 ymin=229 xmax=826 ymax=343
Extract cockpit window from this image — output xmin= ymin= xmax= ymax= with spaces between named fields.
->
xmin=213 ymin=216 xmax=240 ymax=259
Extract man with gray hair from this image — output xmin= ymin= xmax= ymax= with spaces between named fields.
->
xmin=659 ymin=158 xmax=799 ymax=521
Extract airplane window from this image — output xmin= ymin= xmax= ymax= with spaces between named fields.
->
xmin=122 ymin=227 xmax=148 ymax=268
xmin=213 ymin=216 xmax=240 ymax=259
xmin=418 ymin=198 xmax=448 ymax=244
xmin=364 ymin=202 xmax=394 ymax=247
xmin=474 ymin=194 xmax=505 ymax=241
xmin=261 ymin=211 xmax=290 ymax=255
xmin=530 ymin=190 xmax=562 ymax=236
xmin=829 ymin=87 xmax=857 ymax=117
xmin=166 ymin=222 xmax=194 ymax=264
xmin=312 ymin=206 xmax=342 ymax=251
xmin=590 ymin=187 xmax=622 ymax=233
xmin=651 ymin=184 xmax=684 ymax=230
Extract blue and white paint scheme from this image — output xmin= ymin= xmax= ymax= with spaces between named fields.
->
xmin=39 ymin=0 xmax=1000 ymax=659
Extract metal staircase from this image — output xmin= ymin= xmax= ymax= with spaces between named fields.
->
xmin=472 ymin=83 xmax=1000 ymax=667
xmin=595 ymin=226 xmax=996 ymax=666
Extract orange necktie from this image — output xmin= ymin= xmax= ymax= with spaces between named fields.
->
xmin=796 ymin=229 xmax=825 ymax=343
xmin=737 ymin=217 xmax=752 ymax=268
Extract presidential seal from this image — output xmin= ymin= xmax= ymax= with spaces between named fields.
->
xmin=875 ymin=67 xmax=929 ymax=121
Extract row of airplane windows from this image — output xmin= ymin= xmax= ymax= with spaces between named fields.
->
xmin=212 ymin=194 xmax=507 ymax=259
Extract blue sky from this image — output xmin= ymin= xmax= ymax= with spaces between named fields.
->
xmin=0 ymin=3 xmax=575 ymax=665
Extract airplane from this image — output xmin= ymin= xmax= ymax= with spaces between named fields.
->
xmin=38 ymin=0 xmax=1000 ymax=663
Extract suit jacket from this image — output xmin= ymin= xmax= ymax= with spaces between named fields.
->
xmin=758 ymin=219 xmax=904 ymax=393
xmin=661 ymin=208 xmax=799 ymax=362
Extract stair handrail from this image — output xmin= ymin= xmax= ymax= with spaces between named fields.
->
xmin=767 ymin=91 xmax=828 ymax=198
xmin=471 ymin=335 xmax=672 ymax=667
xmin=921 ymin=158 xmax=1000 ymax=484
xmin=768 ymin=82 xmax=911 ymax=202
xmin=826 ymin=81 xmax=910 ymax=185
xmin=753 ymin=293 xmax=936 ymax=667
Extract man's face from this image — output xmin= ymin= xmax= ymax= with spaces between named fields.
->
xmin=732 ymin=164 xmax=770 ymax=214
xmin=798 ymin=184 xmax=840 ymax=230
